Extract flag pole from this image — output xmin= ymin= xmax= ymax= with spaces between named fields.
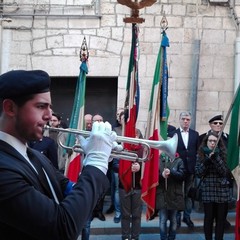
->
xmin=117 ymin=0 xmax=156 ymax=193
xmin=141 ymin=14 xmax=170 ymax=220
xmin=64 ymin=37 xmax=89 ymax=181
xmin=212 ymin=83 xmax=240 ymax=152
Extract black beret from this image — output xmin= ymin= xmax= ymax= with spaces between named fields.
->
xmin=0 ymin=70 xmax=50 ymax=99
xmin=209 ymin=114 xmax=223 ymax=123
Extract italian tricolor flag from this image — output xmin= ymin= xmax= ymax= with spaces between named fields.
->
xmin=119 ymin=23 xmax=140 ymax=193
xmin=141 ymin=31 xmax=169 ymax=220
xmin=65 ymin=54 xmax=88 ymax=182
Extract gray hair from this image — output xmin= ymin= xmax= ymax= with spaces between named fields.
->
xmin=179 ymin=111 xmax=191 ymax=119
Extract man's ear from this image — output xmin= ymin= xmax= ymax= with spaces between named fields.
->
xmin=2 ymin=99 xmax=17 ymax=117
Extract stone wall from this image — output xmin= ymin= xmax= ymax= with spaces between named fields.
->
xmin=0 ymin=0 xmax=239 ymax=135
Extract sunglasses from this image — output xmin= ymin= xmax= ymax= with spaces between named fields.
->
xmin=212 ymin=122 xmax=223 ymax=125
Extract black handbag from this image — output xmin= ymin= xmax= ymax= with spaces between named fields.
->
xmin=187 ymin=184 xmax=202 ymax=201
xmin=188 ymin=162 xmax=210 ymax=201
xmin=187 ymin=173 xmax=207 ymax=201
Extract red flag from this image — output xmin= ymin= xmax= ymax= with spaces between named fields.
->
xmin=141 ymin=129 xmax=160 ymax=220
xmin=66 ymin=154 xmax=81 ymax=182
xmin=119 ymin=24 xmax=140 ymax=193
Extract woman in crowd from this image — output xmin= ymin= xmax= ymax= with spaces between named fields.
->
xmin=195 ymin=132 xmax=233 ymax=240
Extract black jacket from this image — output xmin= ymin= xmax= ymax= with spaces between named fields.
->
xmin=28 ymin=136 xmax=59 ymax=169
xmin=156 ymin=156 xmax=185 ymax=210
xmin=0 ymin=140 xmax=109 ymax=240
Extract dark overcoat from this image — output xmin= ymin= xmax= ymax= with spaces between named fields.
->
xmin=156 ymin=156 xmax=185 ymax=211
xmin=169 ymin=128 xmax=199 ymax=174
xmin=0 ymin=140 xmax=109 ymax=240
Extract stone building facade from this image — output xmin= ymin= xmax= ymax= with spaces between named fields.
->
xmin=0 ymin=0 xmax=239 ymax=135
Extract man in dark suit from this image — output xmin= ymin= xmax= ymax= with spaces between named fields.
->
xmin=168 ymin=111 xmax=199 ymax=229
xmin=167 ymin=124 xmax=176 ymax=137
xmin=0 ymin=70 xmax=117 ymax=240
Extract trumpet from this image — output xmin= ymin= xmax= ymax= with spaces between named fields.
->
xmin=44 ymin=126 xmax=178 ymax=162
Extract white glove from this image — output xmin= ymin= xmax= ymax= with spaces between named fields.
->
xmin=112 ymin=141 xmax=123 ymax=152
xmin=108 ymin=141 xmax=124 ymax=162
xmin=79 ymin=121 xmax=117 ymax=174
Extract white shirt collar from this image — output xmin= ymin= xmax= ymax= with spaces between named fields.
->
xmin=0 ymin=131 xmax=27 ymax=159
xmin=0 ymin=131 xmax=59 ymax=204
xmin=180 ymin=127 xmax=189 ymax=132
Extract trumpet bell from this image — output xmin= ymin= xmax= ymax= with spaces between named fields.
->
xmin=119 ymin=134 xmax=178 ymax=160
xmin=156 ymin=134 xmax=178 ymax=159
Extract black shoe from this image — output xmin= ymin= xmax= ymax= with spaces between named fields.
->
xmin=149 ymin=211 xmax=158 ymax=221
xmin=113 ymin=216 xmax=121 ymax=223
xmin=224 ymin=219 xmax=231 ymax=230
xmin=176 ymin=215 xmax=181 ymax=228
xmin=182 ymin=217 xmax=194 ymax=228
xmin=96 ymin=212 xmax=106 ymax=221
xmin=106 ymin=204 xmax=115 ymax=214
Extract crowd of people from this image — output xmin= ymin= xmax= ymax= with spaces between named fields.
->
xmin=154 ymin=112 xmax=234 ymax=240
xmin=76 ymin=110 xmax=234 ymax=240
xmin=0 ymin=69 xmax=235 ymax=240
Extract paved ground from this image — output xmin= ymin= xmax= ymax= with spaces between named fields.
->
xmin=87 ymin=233 xmax=234 ymax=240
xmin=77 ymin=196 xmax=236 ymax=240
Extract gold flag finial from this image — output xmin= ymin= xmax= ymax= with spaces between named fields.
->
xmin=117 ymin=0 xmax=157 ymax=24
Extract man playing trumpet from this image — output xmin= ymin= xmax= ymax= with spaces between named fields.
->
xmin=0 ymin=69 xmax=120 ymax=240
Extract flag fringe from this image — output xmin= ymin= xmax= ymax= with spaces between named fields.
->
xmin=141 ymin=181 xmax=159 ymax=198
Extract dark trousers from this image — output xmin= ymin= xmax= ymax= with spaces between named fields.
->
xmin=203 ymin=202 xmax=228 ymax=240
xmin=177 ymin=174 xmax=194 ymax=221
xmin=93 ymin=196 xmax=104 ymax=213
xmin=119 ymin=188 xmax=142 ymax=240
xmin=81 ymin=217 xmax=91 ymax=240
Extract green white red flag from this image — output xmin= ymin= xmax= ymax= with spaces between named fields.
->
xmin=141 ymin=30 xmax=169 ymax=220
xmin=64 ymin=53 xmax=88 ymax=182
xmin=227 ymin=84 xmax=240 ymax=240
xmin=119 ymin=24 xmax=140 ymax=193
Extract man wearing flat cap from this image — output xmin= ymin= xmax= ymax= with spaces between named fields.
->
xmin=0 ymin=70 xmax=118 ymax=240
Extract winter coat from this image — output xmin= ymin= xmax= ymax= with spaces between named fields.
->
xmin=156 ymin=155 xmax=185 ymax=210
xmin=195 ymin=148 xmax=233 ymax=203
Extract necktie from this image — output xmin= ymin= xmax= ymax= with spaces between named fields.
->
xmin=26 ymin=148 xmax=52 ymax=197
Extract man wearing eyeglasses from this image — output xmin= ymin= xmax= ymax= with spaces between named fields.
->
xmin=199 ymin=115 xmax=228 ymax=147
